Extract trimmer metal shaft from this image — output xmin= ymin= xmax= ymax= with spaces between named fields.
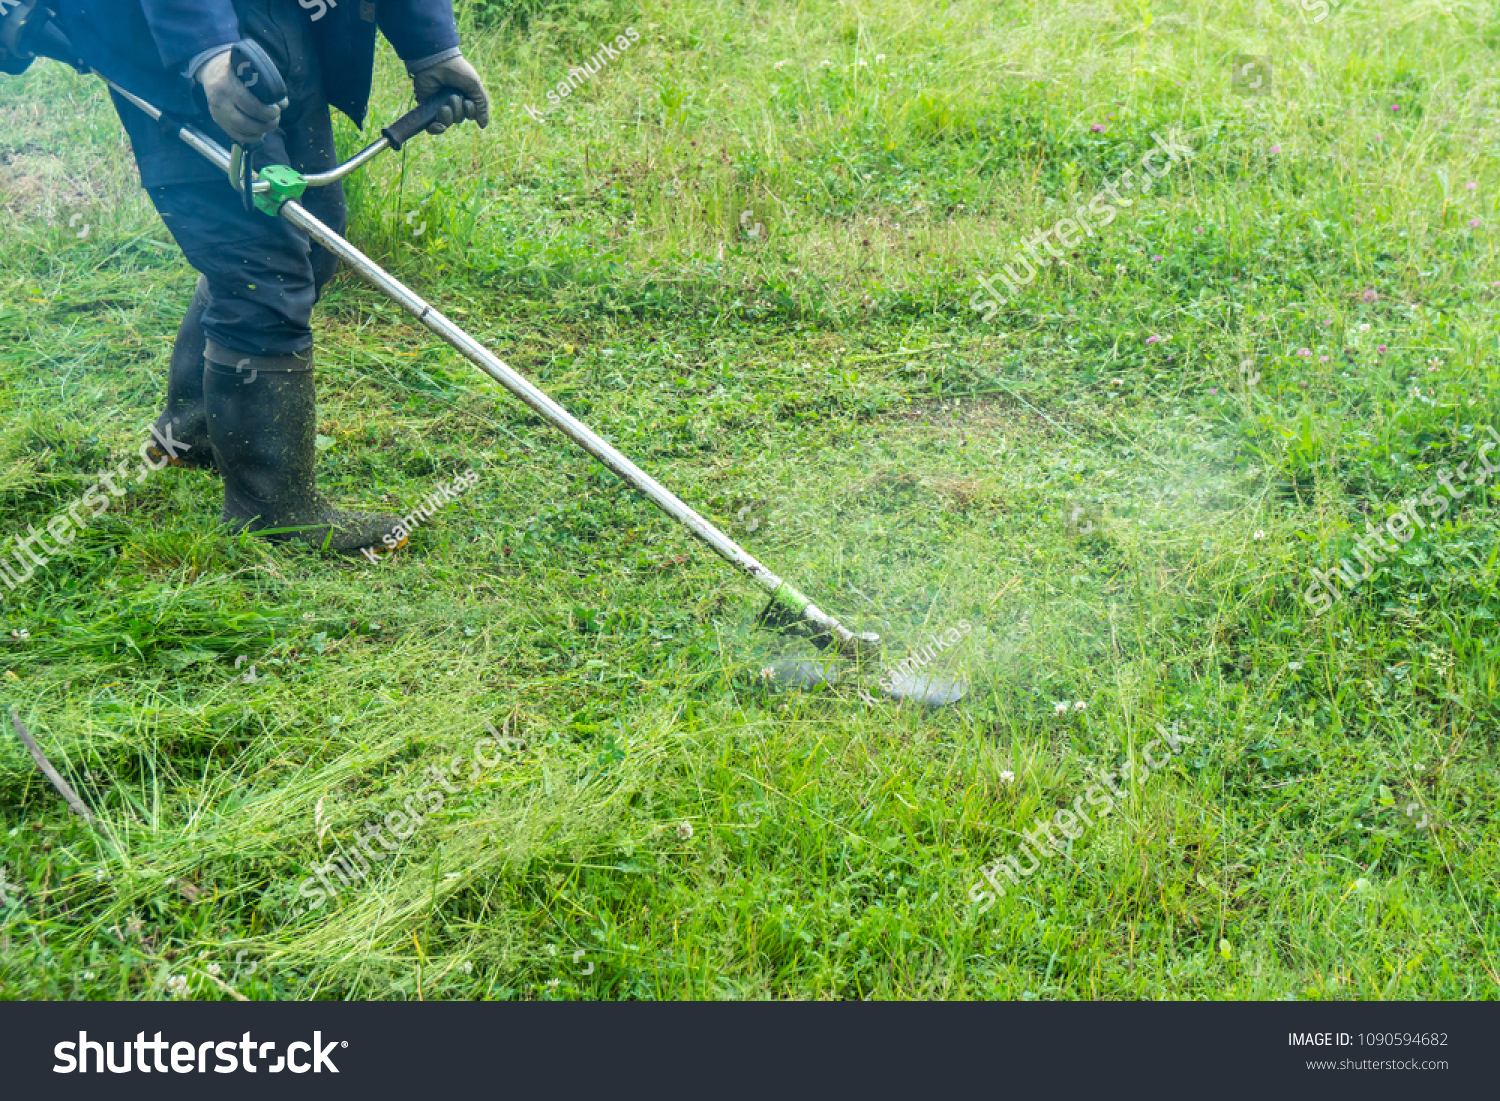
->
xmin=104 ymin=75 xmax=879 ymax=658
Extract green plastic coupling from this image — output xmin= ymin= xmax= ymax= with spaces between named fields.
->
xmin=253 ymin=165 xmax=308 ymax=217
xmin=769 ymin=580 xmax=813 ymax=617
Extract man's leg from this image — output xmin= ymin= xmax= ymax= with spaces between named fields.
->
xmin=147 ymin=275 xmax=214 ymax=469
xmin=140 ymin=0 xmax=338 ymax=471
xmin=139 ymin=1 xmax=395 ymax=552
xmin=149 ymin=177 xmax=322 ymax=359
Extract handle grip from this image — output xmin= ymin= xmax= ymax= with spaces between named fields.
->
xmin=381 ymin=89 xmax=466 ymax=150
xmin=229 ymin=40 xmax=288 ymax=109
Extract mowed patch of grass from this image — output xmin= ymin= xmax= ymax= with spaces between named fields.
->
xmin=1 ymin=0 xmax=1497 ymax=1000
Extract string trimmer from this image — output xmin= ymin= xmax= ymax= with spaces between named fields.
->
xmin=21 ymin=16 xmax=968 ymax=705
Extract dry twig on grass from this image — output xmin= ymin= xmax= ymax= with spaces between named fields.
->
xmin=9 ymin=707 xmax=95 ymax=824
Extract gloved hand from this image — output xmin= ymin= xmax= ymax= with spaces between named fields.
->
xmin=411 ymin=54 xmax=490 ymax=135
xmin=197 ymin=50 xmax=281 ymax=145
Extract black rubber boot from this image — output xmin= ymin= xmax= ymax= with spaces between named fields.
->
xmin=147 ymin=275 xmax=215 ymax=469
xmin=204 ymin=341 xmax=400 ymax=554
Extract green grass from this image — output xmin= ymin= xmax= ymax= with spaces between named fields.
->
xmin=1 ymin=0 xmax=1497 ymax=1000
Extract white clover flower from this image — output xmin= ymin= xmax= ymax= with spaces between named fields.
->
xmin=82 ymin=970 xmax=95 ymax=980
xmin=1073 ymin=700 xmax=1087 ymax=713
xmin=462 ymin=961 xmax=474 ymax=975
xmin=773 ymin=59 xmax=789 ymax=71
xmin=758 ymin=666 xmax=775 ymax=681
xmin=875 ymin=53 xmax=886 ymax=63
xmin=206 ymin=963 xmax=222 ymax=977
xmin=1053 ymin=701 xmax=1070 ymax=715
xmin=819 ymin=59 xmax=833 ymax=68
xmin=677 ymin=822 xmax=694 ymax=840
xmin=1288 ymin=661 xmax=1303 ymax=671
xmin=166 ymin=975 xmax=189 ymax=1000
xmin=1358 ymin=323 xmax=1370 ymax=333
xmin=998 ymin=770 xmax=1016 ymax=783
xmin=1253 ymin=530 xmax=1266 ymax=540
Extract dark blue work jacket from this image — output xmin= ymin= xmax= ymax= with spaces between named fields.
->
xmin=11 ymin=1 xmax=459 ymax=184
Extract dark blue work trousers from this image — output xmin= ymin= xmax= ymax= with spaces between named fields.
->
xmin=116 ymin=0 xmax=346 ymax=356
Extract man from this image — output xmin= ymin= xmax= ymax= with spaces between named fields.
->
xmin=0 ymin=0 xmax=489 ymax=552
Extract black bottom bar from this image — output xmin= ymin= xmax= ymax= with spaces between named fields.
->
xmin=0 ymin=1001 xmax=1488 ymax=1099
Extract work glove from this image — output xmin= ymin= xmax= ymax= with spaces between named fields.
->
xmin=410 ymin=54 xmax=490 ymax=135
xmin=0 ymin=0 xmax=39 ymax=72
xmin=197 ymin=49 xmax=281 ymax=145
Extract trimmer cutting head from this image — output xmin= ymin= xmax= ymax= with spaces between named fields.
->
xmin=756 ymin=656 xmax=969 ymax=709
xmin=755 ymin=596 xmax=965 ymax=706
xmin=756 ymin=595 xmax=880 ymax=660
xmin=884 ymin=669 xmax=968 ymax=707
